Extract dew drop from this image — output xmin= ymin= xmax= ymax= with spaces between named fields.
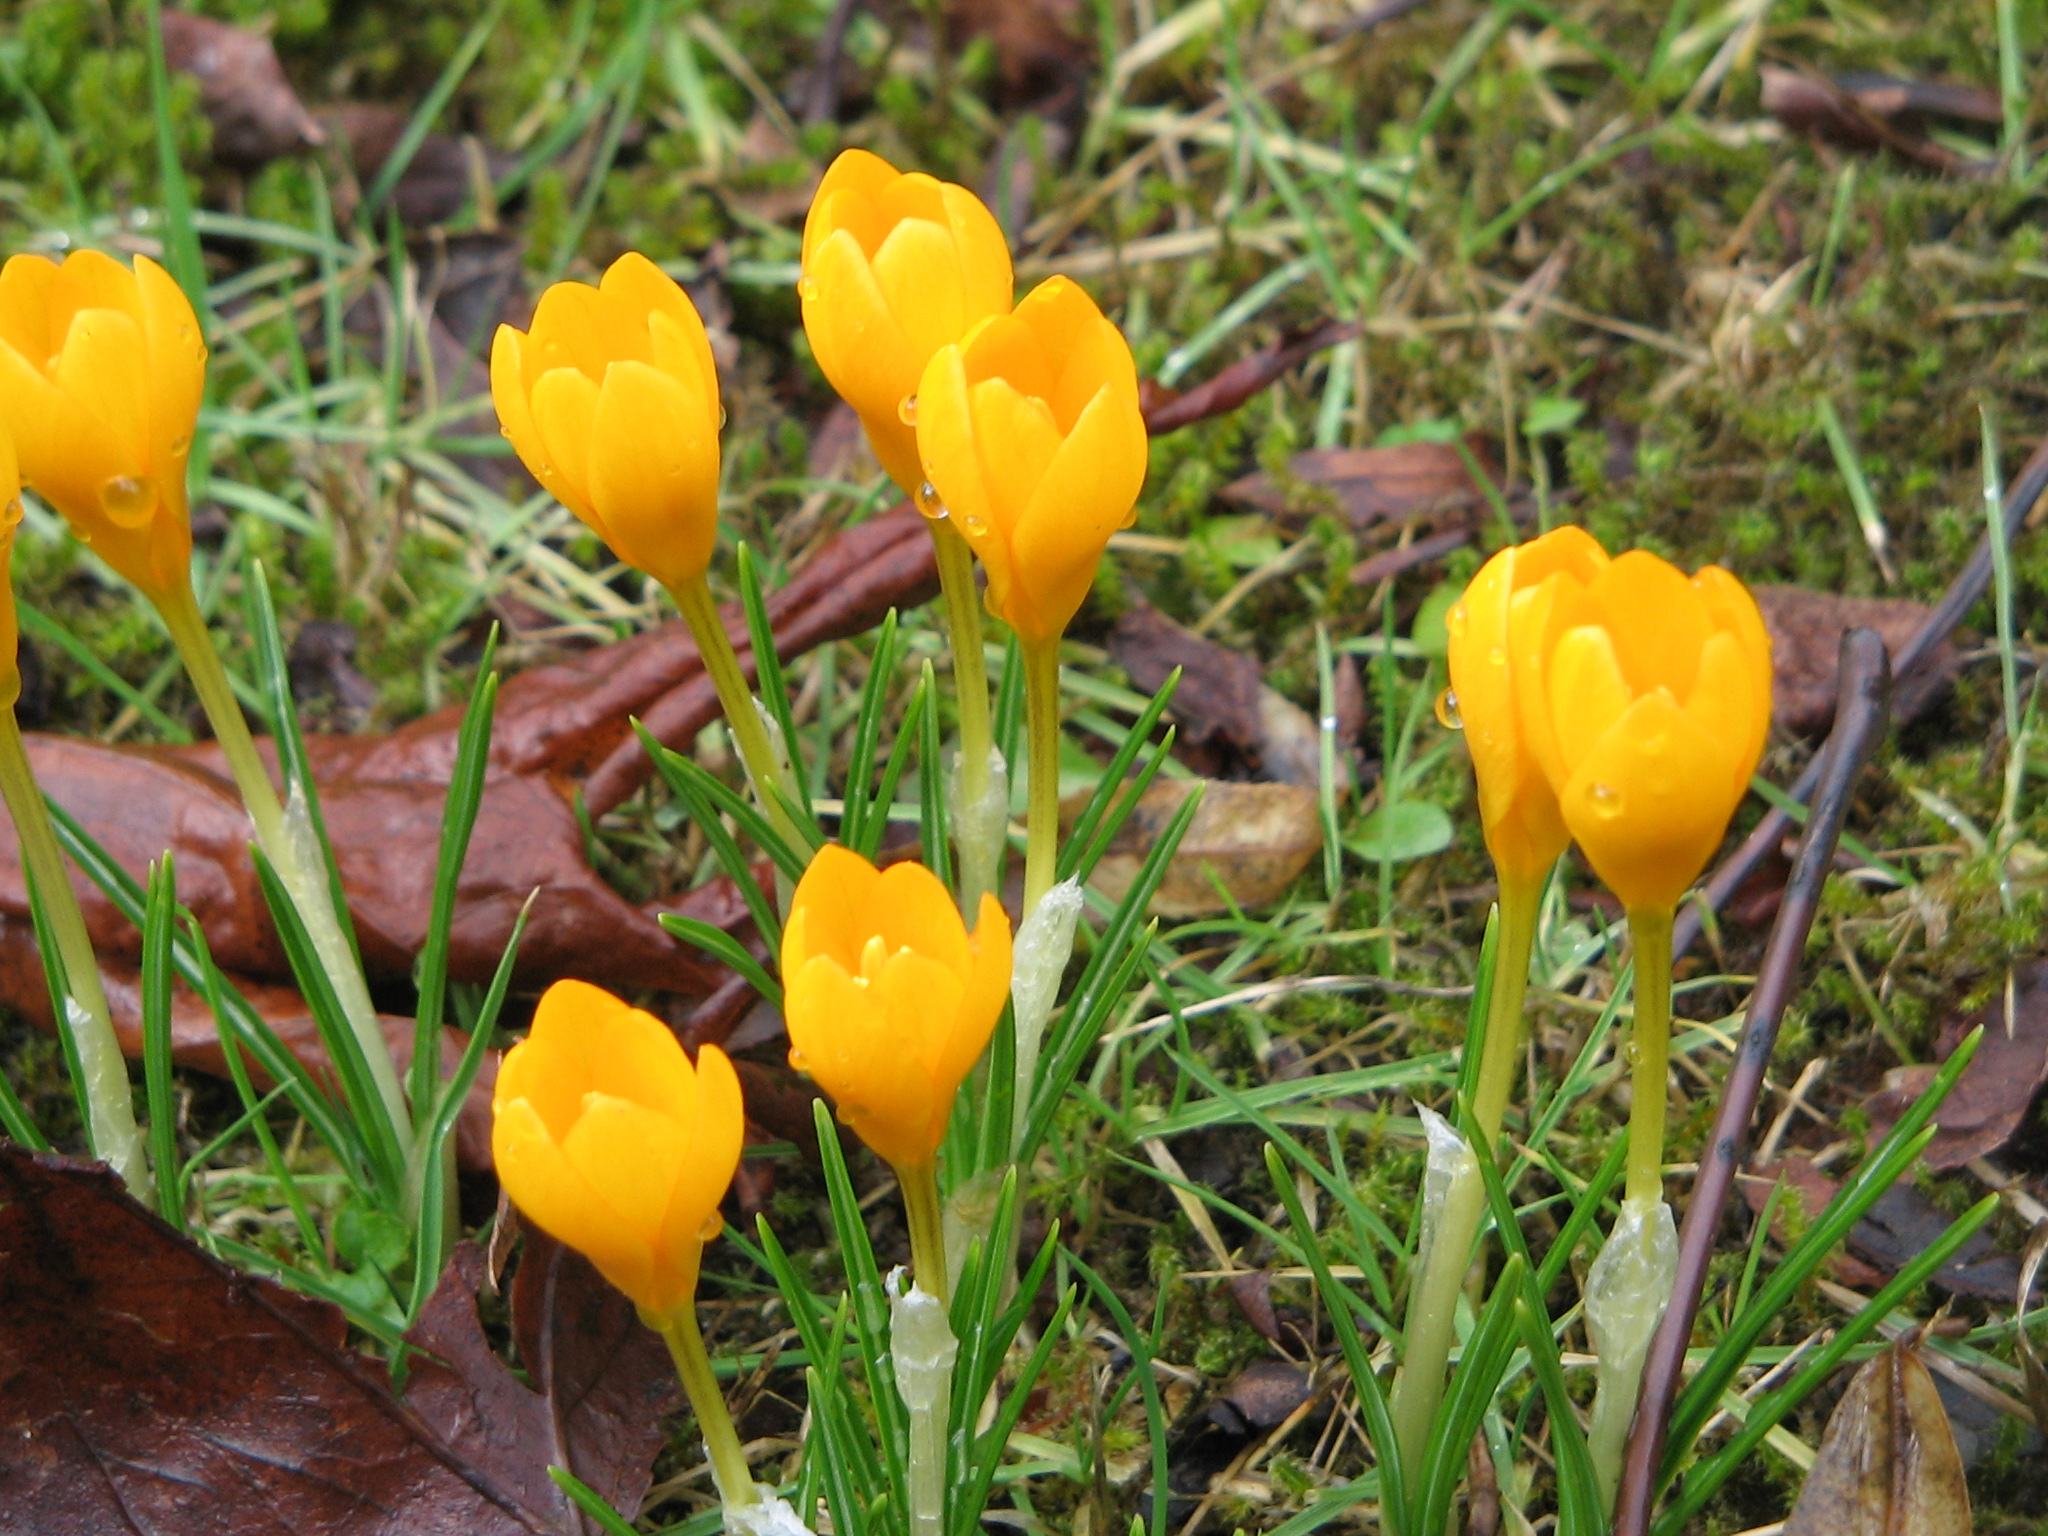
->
xmin=98 ymin=475 xmax=157 ymax=527
xmin=1446 ymin=602 xmax=1468 ymax=641
xmin=1487 ymin=645 xmax=1507 ymax=667
xmin=897 ymin=393 xmax=918 ymax=426
xmin=1587 ymin=782 xmax=1624 ymax=819
xmin=1433 ymin=688 xmax=1463 ymax=731
xmin=170 ymin=433 xmax=191 ymax=457
xmin=788 ymin=1047 xmax=809 ymax=1073
xmin=177 ymin=324 xmax=193 ymax=343
xmin=959 ymin=512 xmax=988 ymax=535
xmin=797 ymin=276 xmax=819 ymax=301
xmin=914 ymin=480 xmax=948 ymax=519
xmin=718 ymin=404 xmax=728 ymax=430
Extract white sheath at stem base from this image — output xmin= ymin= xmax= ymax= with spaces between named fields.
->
xmin=889 ymin=1270 xmax=959 ymax=1536
xmin=1387 ymin=1105 xmax=1481 ymax=1474
xmin=1585 ymin=1193 xmax=1678 ymax=1509
xmin=1009 ymin=878 xmax=1083 ymax=1156
xmin=947 ymin=744 xmax=1008 ymax=923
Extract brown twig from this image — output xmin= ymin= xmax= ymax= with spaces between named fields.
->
xmin=1673 ymin=427 xmax=2048 ymax=958
xmin=1612 ymin=628 xmax=1893 ymax=1536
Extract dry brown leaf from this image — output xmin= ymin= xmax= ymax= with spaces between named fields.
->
xmin=161 ymin=10 xmax=325 ymax=170
xmin=1862 ymin=959 xmax=2048 ymax=1170
xmin=1084 ymin=779 xmax=1321 ymax=917
xmin=1222 ymin=440 xmax=1497 ymax=531
xmin=1783 ymin=1332 xmax=1971 ymax=1536
xmin=1752 ymin=585 xmax=1960 ymax=738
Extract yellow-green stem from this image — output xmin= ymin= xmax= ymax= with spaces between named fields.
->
xmin=899 ymin=1158 xmax=952 ymax=1305
xmin=670 ymin=574 xmax=806 ymax=857
xmin=656 ymin=1300 xmax=759 ymax=1509
xmin=929 ymin=520 xmax=992 ymax=804
xmin=1021 ymin=637 xmax=1062 ymax=916
xmin=0 ymin=710 xmax=151 ymax=1198
xmin=1388 ymin=882 xmax=1541 ymax=1481
xmin=1624 ymin=906 xmax=1675 ymax=1208
xmin=155 ymin=579 xmax=410 ymax=1147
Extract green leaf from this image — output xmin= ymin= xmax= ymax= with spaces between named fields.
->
xmin=1346 ymin=800 xmax=1453 ymax=863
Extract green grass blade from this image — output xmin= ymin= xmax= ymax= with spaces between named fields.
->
xmin=141 ymin=856 xmax=184 ymax=1226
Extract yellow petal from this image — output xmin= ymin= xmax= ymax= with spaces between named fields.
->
xmin=802 ymin=148 xmax=902 ymax=268
xmin=1693 ymin=564 xmax=1773 ymax=745
xmin=1005 ymin=379 xmax=1146 ymax=641
xmin=1584 ymin=550 xmax=1711 ymax=700
xmin=527 ymin=279 xmax=646 ymax=381
xmin=598 ymin=250 xmax=698 ymax=341
xmin=785 ymin=843 xmax=884 ymax=973
xmin=0 ymin=255 xmax=58 ymax=365
xmin=589 ymin=998 xmax=700 ymax=1122
xmin=559 ymin=1091 xmax=688 ymax=1242
xmin=960 ymin=895 xmax=1015 ymax=1048
xmin=805 ymin=230 xmax=920 ymax=429
xmin=490 ymin=324 xmax=581 ymax=516
xmin=1546 ymin=624 xmax=1636 ymax=781
xmin=528 ymin=366 xmax=603 ymax=529
xmin=1684 ymin=630 xmax=1766 ymax=805
xmin=868 ymin=217 xmax=969 ymax=368
xmin=134 ymin=255 xmax=204 ymax=493
xmin=50 ymin=249 xmax=143 ymax=330
xmin=786 ymin=953 xmax=943 ymax=1169
xmin=938 ymin=182 xmax=1014 ymax=324
xmin=872 ymin=858 xmax=972 ymax=977
xmin=1045 ymin=311 xmax=1137 ymax=437
xmin=966 ymin=376 xmax=1063 ymax=533
xmin=657 ymin=1041 xmax=744 ymax=1257
xmin=1512 ymin=523 xmax=1609 ymax=586
xmin=587 ymin=358 xmax=719 ymax=590
xmin=914 ymin=342 xmax=1002 ymax=551
xmin=647 ymin=307 xmax=720 ymax=429
xmin=0 ymin=336 xmax=121 ymax=531
xmin=1560 ymin=691 xmax=1740 ymax=913
xmin=493 ymin=1096 xmax=650 ymax=1300
xmin=53 ymin=307 xmax=151 ymax=472
xmin=959 ymin=309 xmax=1055 ymax=405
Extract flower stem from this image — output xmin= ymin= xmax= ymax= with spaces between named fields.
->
xmin=0 ymin=709 xmax=151 ymax=1199
xmin=899 ymin=1158 xmax=951 ymax=1305
xmin=656 ymin=1302 xmax=759 ymax=1509
xmin=154 ymin=579 xmax=410 ymax=1147
xmin=1388 ymin=880 xmax=1540 ymax=1484
xmin=1021 ymin=637 xmax=1062 ymax=916
xmin=670 ymin=573 xmax=806 ymax=856
xmin=928 ymin=520 xmax=1001 ymax=914
xmin=1624 ymin=905 xmax=1675 ymax=1208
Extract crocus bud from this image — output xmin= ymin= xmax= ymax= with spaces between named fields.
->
xmin=1447 ymin=526 xmax=1610 ymax=889
xmin=0 ymin=425 xmax=20 ymax=711
xmin=914 ymin=276 xmax=1147 ymax=644
xmin=800 ymin=148 xmax=1013 ymax=497
xmin=781 ymin=844 xmax=1012 ymax=1172
xmin=492 ymin=979 xmax=744 ymax=1316
xmin=491 ymin=252 xmax=723 ymax=594
xmin=0 ymin=251 xmax=203 ymax=599
xmin=1511 ymin=547 xmax=1772 ymax=912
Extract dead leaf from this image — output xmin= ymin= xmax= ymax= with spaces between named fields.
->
xmin=1763 ymin=66 xmax=1997 ymax=176
xmin=1209 ymin=1361 xmax=1313 ymax=1435
xmin=1084 ymin=779 xmax=1321 ymax=917
xmin=406 ymin=1233 xmax=677 ymax=1533
xmin=1222 ymin=440 xmax=1499 ymax=532
xmin=1783 ymin=1332 xmax=1971 ymax=1536
xmin=1143 ymin=320 xmax=1359 ymax=436
xmin=1753 ymin=585 xmax=1960 ymax=738
xmin=1741 ymin=1159 xmax=1889 ymax=1290
xmin=1862 ymin=959 xmax=2048 ymax=1170
xmin=325 ymin=103 xmax=515 ymax=228
xmin=1741 ymin=1157 xmax=2020 ymax=1301
xmin=161 ymin=10 xmax=325 ymax=171
xmin=1109 ymin=601 xmax=1265 ymax=763
xmin=946 ymin=0 xmax=1091 ymax=107
xmin=0 ymin=1147 xmax=556 ymax=1534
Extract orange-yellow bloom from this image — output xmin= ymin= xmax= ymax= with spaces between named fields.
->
xmin=1510 ymin=547 xmax=1772 ymax=913
xmin=491 ymin=253 xmax=723 ymax=593
xmin=1447 ymin=526 xmax=1610 ymax=890
xmin=0 ymin=426 xmax=20 ymax=709
xmin=781 ymin=844 xmax=1012 ymax=1171
xmin=800 ymin=148 xmax=1013 ymax=496
xmin=492 ymin=979 xmax=744 ymax=1316
xmin=0 ymin=251 xmax=202 ymax=598
xmin=914 ymin=276 xmax=1147 ymax=643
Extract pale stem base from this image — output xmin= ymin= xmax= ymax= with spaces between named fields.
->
xmin=0 ymin=710 xmax=152 ymax=1198
xmin=1386 ymin=882 xmax=1540 ymax=1480
xmin=888 ymin=1274 xmax=959 ymax=1536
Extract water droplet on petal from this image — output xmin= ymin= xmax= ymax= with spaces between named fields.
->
xmin=897 ymin=393 xmax=918 ymax=425
xmin=98 ymin=475 xmax=157 ymax=527
xmin=788 ymin=1047 xmax=809 ymax=1072
xmin=177 ymin=324 xmax=193 ymax=343
xmin=1587 ymin=782 xmax=1624 ymax=819
xmin=1434 ymin=688 xmax=1463 ymax=730
xmin=170 ymin=433 xmax=190 ymax=457
xmin=717 ymin=405 xmax=728 ymax=430
xmin=914 ymin=481 xmax=948 ymax=520
xmin=1487 ymin=645 xmax=1507 ymax=667
xmin=1447 ymin=602 xmax=1468 ymax=641
xmin=959 ymin=512 xmax=988 ymax=535
xmin=797 ymin=276 xmax=819 ymax=301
